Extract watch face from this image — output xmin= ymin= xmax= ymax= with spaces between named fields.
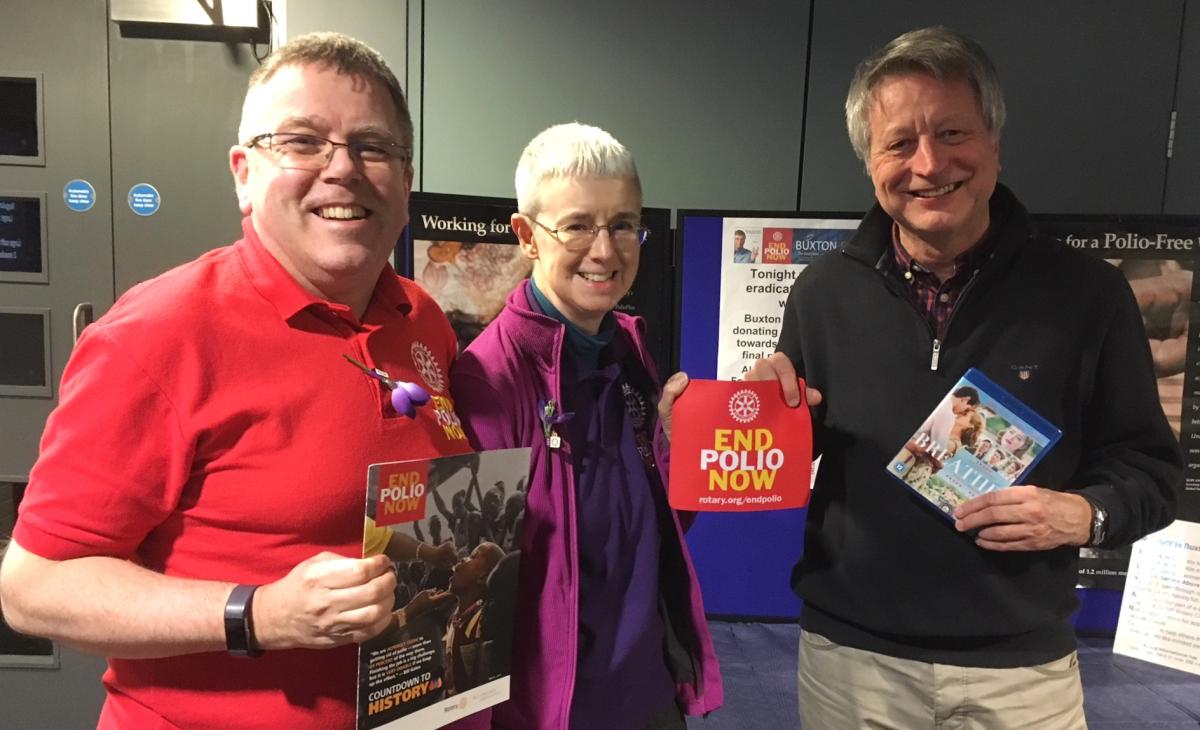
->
xmin=1091 ymin=505 xmax=1108 ymax=544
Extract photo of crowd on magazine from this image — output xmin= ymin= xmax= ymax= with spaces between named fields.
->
xmin=887 ymin=368 xmax=1062 ymax=520
xmin=358 ymin=447 xmax=530 ymax=730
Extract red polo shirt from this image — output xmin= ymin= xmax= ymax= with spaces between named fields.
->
xmin=15 ymin=218 xmax=470 ymax=729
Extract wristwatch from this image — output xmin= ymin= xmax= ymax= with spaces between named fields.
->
xmin=224 ymin=584 xmax=263 ymax=657
xmin=1084 ymin=497 xmax=1109 ymax=548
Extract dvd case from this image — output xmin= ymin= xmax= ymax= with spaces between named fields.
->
xmin=886 ymin=368 xmax=1062 ymax=519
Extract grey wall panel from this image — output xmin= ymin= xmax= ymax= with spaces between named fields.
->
xmin=422 ymin=0 xmax=810 ymax=213
xmin=1166 ymin=0 xmax=1200 ymax=214
xmin=284 ymin=0 xmax=413 ymax=185
xmin=108 ymin=31 xmax=256 ymax=293
xmin=0 ymin=646 xmax=107 ymax=729
xmin=406 ymin=2 xmax=423 ymax=188
xmin=284 ymin=0 xmax=408 ymax=88
xmin=0 ymin=1 xmax=115 ymax=478
xmin=801 ymin=0 xmax=1184 ymax=215
xmin=0 ymin=5 xmax=112 ymax=728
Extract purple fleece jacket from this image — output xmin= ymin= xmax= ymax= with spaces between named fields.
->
xmin=447 ymin=282 xmax=723 ymax=729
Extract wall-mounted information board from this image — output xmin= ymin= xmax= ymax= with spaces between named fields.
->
xmin=0 ymin=75 xmax=44 ymax=165
xmin=0 ymin=192 xmax=47 ymax=283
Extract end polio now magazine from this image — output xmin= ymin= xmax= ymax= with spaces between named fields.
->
xmin=669 ymin=380 xmax=812 ymax=512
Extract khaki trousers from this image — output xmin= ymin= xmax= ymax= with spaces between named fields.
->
xmin=798 ymin=629 xmax=1087 ymax=730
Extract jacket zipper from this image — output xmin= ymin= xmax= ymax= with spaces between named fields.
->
xmin=549 ymin=336 xmax=580 ymax=727
xmin=932 ymin=269 xmax=981 ymax=370
xmin=858 ymin=250 xmax=983 ymax=373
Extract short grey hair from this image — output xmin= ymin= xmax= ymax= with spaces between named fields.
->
xmin=514 ymin=122 xmax=641 ymax=216
xmin=238 ymin=32 xmax=413 ymax=149
xmin=845 ymin=26 xmax=1006 ymax=167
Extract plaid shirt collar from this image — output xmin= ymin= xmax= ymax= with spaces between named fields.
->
xmin=890 ymin=223 xmax=993 ymax=281
xmin=890 ymin=223 xmax=994 ymax=336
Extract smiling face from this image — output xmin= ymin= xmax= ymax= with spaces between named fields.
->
xmin=515 ymin=176 xmax=641 ymax=334
xmin=230 ymin=63 xmax=413 ymax=310
xmin=734 ymin=232 xmax=746 ymax=251
xmin=867 ymin=73 xmax=999 ymax=258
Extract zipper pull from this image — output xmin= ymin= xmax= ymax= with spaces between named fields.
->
xmin=930 ymin=339 xmax=941 ymax=371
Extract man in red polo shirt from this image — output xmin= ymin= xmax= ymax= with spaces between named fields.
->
xmin=0 ymin=33 xmax=469 ymax=728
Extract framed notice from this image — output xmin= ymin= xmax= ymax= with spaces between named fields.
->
xmin=0 ymin=191 xmax=48 ymax=283
xmin=0 ymin=307 xmax=51 ymax=398
xmin=0 ymin=74 xmax=44 ymax=166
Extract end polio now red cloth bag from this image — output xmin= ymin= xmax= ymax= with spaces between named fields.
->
xmin=668 ymin=379 xmax=812 ymax=511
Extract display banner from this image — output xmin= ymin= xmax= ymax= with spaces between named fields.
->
xmin=1037 ymin=215 xmax=1200 ymax=590
xmin=404 ymin=194 xmax=525 ymax=353
xmin=402 ymin=193 xmax=675 ymax=371
xmin=1113 ymin=519 xmax=1200 ymax=677
xmin=715 ymin=216 xmax=859 ymax=380
xmin=668 ymin=379 xmax=812 ymax=512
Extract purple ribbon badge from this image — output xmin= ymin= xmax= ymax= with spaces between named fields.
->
xmin=539 ymin=398 xmax=574 ymax=448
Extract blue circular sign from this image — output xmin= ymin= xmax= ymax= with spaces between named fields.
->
xmin=128 ymin=183 xmax=161 ymax=217
xmin=64 ymin=179 xmax=96 ymax=212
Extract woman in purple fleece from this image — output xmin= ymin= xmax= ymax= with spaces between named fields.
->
xmin=449 ymin=123 xmax=722 ymax=730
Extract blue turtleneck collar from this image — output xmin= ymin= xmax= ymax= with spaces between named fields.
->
xmin=528 ymin=277 xmax=616 ymax=371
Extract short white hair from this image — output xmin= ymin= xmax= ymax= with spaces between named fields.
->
xmin=514 ymin=122 xmax=641 ymax=216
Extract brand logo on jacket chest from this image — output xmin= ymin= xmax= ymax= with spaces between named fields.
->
xmin=1011 ymin=363 xmax=1039 ymax=381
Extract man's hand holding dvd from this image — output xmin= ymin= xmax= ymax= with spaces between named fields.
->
xmin=885 ymin=368 xmax=1094 ymax=550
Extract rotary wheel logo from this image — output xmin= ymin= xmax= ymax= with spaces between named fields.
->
xmin=772 ymin=230 xmax=784 ymax=242
xmin=728 ymin=389 xmax=761 ymax=423
xmin=410 ymin=342 xmax=445 ymax=392
xmin=621 ymin=383 xmax=648 ymax=428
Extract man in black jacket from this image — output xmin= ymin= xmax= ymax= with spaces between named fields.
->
xmin=748 ymin=26 xmax=1180 ymax=728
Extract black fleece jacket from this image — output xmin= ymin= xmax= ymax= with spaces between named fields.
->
xmin=778 ymin=185 xmax=1180 ymax=667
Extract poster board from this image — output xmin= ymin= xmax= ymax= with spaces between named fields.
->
xmin=1036 ymin=215 xmax=1200 ymax=592
xmin=714 ymin=215 xmax=859 ymax=380
xmin=677 ymin=209 xmax=856 ymax=617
